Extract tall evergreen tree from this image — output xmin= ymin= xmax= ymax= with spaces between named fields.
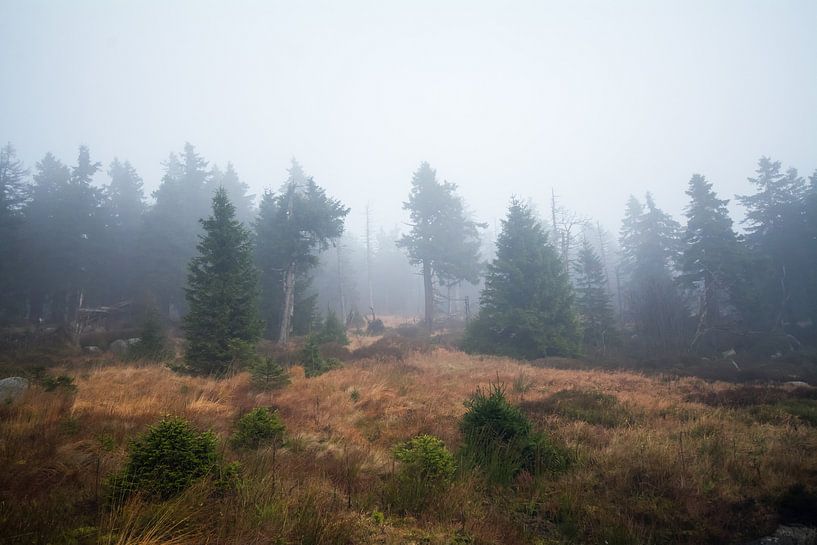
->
xmin=680 ymin=174 xmax=741 ymax=329
xmin=574 ymin=238 xmax=616 ymax=353
xmin=397 ymin=162 xmax=482 ymax=330
xmin=210 ymin=162 xmax=255 ymax=225
xmin=137 ymin=144 xmax=211 ymax=318
xmin=22 ymin=147 xmax=103 ymax=327
xmin=0 ymin=143 xmax=29 ymax=318
xmin=183 ymin=188 xmax=262 ymax=375
xmin=463 ymin=198 xmax=579 ymax=359
xmin=254 ymin=160 xmax=348 ymax=344
xmin=619 ymin=193 xmax=687 ymax=355
xmin=100 ymin=158 xmax=146 ymax=302
xmin=737 ymin=157 xmax=807 ymax=330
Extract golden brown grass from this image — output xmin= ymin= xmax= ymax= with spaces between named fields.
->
xmin=2 ymin=348 xmax=816 ymax=544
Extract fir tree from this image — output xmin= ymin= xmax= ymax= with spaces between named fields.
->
xmin=183 ymin=188 xmax=262 ymax=375
xmin=463 ymin=198 xmax=579 ymax=359
xmin=574 ymin=239 xmax=616 ymax=352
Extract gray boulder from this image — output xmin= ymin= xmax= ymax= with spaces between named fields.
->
xmin=84 ymin=345 xmax=102 ymax=354
xmin=0 ymin=377 xmax=29 ymax=402
xmin=109 ymin=339 xmax=129 ymax=356
xmin=126 ymin=337 xmax=141 ymax=346
xmin=745 ymin=526 xmax=817 ymax=545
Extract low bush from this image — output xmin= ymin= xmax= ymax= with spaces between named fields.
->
xmin=316 ymin=310 xmax=349 ymax=345
xmin=110 ymin=416 xmax=221 ymax=500
xmin=301 ymin=335 xmax=341 ymax=377
xmin=387 ymin=434 xmax=456 ymax=514
xmin=459 ymin=384 xmax=569 ymax=484
xmin=231 ymin=407 xmax=286 ymax=450
xmin=366 ymin=318 xmax=385 ymax=335
xmin=250 ymin=357 xmax=290 ymax=391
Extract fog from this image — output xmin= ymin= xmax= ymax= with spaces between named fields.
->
xmin=2 ymin=0 xmax=815 ymax=234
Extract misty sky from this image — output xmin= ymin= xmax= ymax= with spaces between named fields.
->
xmin=2 ymin=0 xmax=816 ymax=239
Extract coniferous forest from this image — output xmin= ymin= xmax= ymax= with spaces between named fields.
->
xmin=2 ymin=3 xmax=817 ymax=545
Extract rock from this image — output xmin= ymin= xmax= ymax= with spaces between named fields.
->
xmin=0 ymin=377 xmax=29 ymax=402
xmin=785 ymin=381 xmax=812 ymax=388
xmin=126 ymin=337 xmax=141 ymax=346
xmin=84 ymin=345 xmax=102 ymax=354
xmin=109 ymin=339 xmax=129 ymax=356
xmin=745 ymin=525 xmax=817 ymax=545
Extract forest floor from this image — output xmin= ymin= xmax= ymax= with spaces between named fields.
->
xmin=2 ymin=341 xmax=817 ymax=544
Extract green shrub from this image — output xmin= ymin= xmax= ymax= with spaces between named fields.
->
xmin=317 ymin=310 xmax=349 ymax=345
xmin=42 ymin=374 xmax=76 ymax=392
xmin=301 ymin=335 xmax=341 ymax=377
xmin=459 ymin=384 xmax=569 ymax=484
xmin=111 ymin=416 xmax=219 ymax=499
xmin=231 ymin=407 xmax=286 ymax=450
xmin=388 ymin=434 xmax=456 ymax=514
xmin=250 ymin=357 xmax=290 ymax=391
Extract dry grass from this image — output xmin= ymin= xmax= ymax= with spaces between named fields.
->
xmin=2 ymin=348 xmax=817 ymax=544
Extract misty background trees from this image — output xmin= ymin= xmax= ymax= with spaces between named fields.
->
xmin=0 ymin=141 xmax=815 ymax=365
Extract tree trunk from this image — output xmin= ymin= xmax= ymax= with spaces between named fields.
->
xmin=422 ymin=260 xmax=434 ymax=330
xmin=278 ymin=262 xmax=296 ymax=344
xmin=703 ymin=269 xmax=719 ymax=328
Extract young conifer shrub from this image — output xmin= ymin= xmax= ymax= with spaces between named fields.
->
xmin=388 ymin=434 xmax=456 ymax=514
xmin=111 ymin=416 xmax=220 ymax=500
xmin=459 ymin=384 xmax=569 ymax=484
xmin=231 ymin=407 xmax=285 ymax=450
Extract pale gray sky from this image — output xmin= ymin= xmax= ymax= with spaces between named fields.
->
xmin=1 ymin=0 xmax=815 ymax=238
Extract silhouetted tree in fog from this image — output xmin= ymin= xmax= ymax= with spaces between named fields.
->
xmin=0 ymin=143 xmax=28 ymax=318
xmin=137 ymin=144 xmax=211 ymax=318
xmin=397 ymin=162 xmax=482 ymax=330
xmin=619 ymin=193 xmax=687 ymax=355
xmin=574 ymin=238 xmax=616 ymax=353
xmin=254 ymin=160 xmax=348 ymax=344
xmin=680 ymin=174 xmax=742 ymax=336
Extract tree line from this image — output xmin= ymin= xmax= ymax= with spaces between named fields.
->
xmin=1 ymin=141 xmax=815 ymax=365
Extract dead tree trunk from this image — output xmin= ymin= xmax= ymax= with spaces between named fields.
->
xmin=278 ymin=262 xmax=296 ymax=344
xmin=423 ymin=260 xmax=434 ymax=331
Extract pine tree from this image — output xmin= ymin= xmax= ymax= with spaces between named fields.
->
xmin=680 ymin=174 xmax=741 ymax=329
xmin=574 ymin=239 xmax=616 ymax=352
xmin=254 ymin=160 xmax=348 ymax=344
xmin=463 ymin=198 xmax=579 ymax=359
xmin=183 ymin=188 xmax=262 ymax=375
xmin=397 ymin=162 xmax=482 ymax=330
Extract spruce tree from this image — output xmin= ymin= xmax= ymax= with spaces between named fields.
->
xmin=254 ymin=160 xmax=348 ymax=344
xmin=680 ymin=174 xmax=742 ymax=329
xmin=397 ymin=162 xmax=483 ymax=330
xmin=618 ymin=193 xmax=687 ymax=355
xmin=737 ymin=157 xmax=808 ymax=330
xmin=183 ymin=188 xmax=262 ymax=375
xmin=0 ymin=143 xmax=29 ymax=318
xmin=574 ymin=239 xmax=616 ymax=353
xmin=463 ymin=198 xmax=579 ymax=359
